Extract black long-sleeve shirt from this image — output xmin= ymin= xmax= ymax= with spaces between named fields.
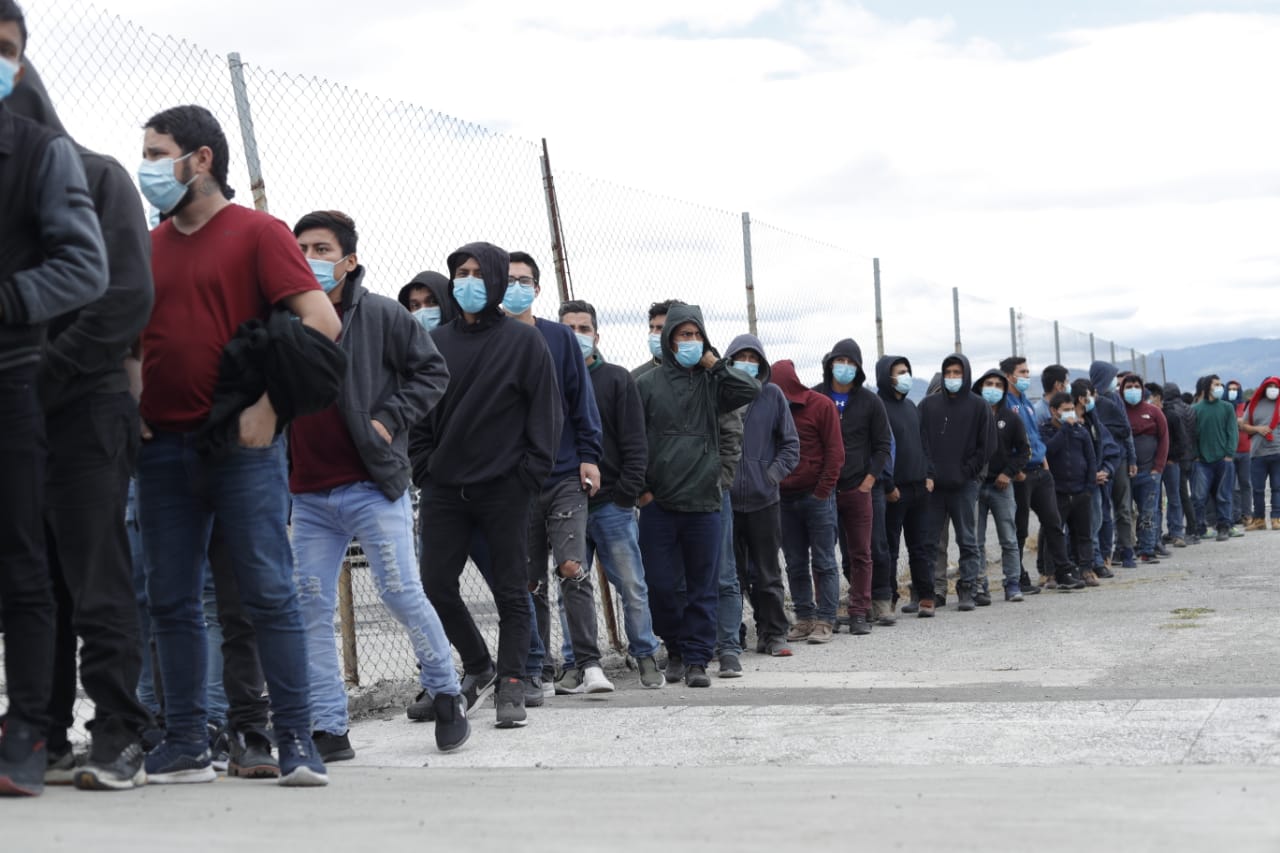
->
xmin=586 ymin=354 xmax=648 ymax=508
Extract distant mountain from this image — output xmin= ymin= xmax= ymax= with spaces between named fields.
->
xmin=1150 ymin=338 xmax=1280 ymax=393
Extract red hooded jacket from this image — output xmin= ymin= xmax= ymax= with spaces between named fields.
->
xmin=771 ymin=359 xmax=845 ymax=500
xmin=1243 ymin=377 xmax=1280 ymax=445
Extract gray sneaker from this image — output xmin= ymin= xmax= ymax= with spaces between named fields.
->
xmin=523 ymin=676 xmax=546 ymax=707
xmin=494 ymin=678 xmax=527 ymax=728
xmin=461 ymin=666 xmax=498 ymax=716
xmin=664 ymin=654 xmax=686 ymax=685
xmin=636 ymin=656 xmax=666 ymax=689
xmin=554 ymin=667 xmax=585 ymax=695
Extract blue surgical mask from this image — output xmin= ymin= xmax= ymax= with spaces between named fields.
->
xmin=1015 ymin=377 xmax=1032 ymax=393
xmin=1211 ymin=384 xmax=1225 ymax=400
xmin=675 ymin=340 xmax=703 ymax=368
xmin=1227 ymin=388 xmax=1239 ymax=402
xmin=413 ymin=307 xmax=441 ymax=331
xmin=502 ymin=282 xmax=535 ymax=315
xmin=307 ymin=256 xmax=350 ymax=293
xmin=832 ymin=363 xmax=857 ymax=385
xmin=648 ymin=333 xmax=663 ymax=359
xmin=575 ymin=332 xmax=595 ymax=359
xmin=0 ymin=57 xmax=18 ymax=101
xmin=1086 ymin=396 xmax=1096 ymax=413
xmin=137 ymin=152 xmax=196 ymax=214
xmin=1123 ymin=388 xmax=1142 ymax=406
xmin=895 ymin=374 xmax=913 ymax=395
xmin=732 ymin=361 xmax=759 ymax=379
xmin=944 ymin=377 xmax=963 ymax=394
xmin=981 ymin=387 xmax=1004 ymax=405
xmin=453 ymin=277 xmax=489 ymax=314
xmin=1061 ymin=410 xmax=1078 ymax=423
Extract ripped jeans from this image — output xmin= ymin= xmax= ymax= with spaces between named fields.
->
xmin=292 ymin=481 xmax=458 ymax=736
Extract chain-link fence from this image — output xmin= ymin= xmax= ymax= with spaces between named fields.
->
xmin=5 ymin=0 xmax=1162 ymax=717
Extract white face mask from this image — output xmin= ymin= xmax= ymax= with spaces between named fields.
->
xmin=1267 ymin=387 xmax=1280 ymax=402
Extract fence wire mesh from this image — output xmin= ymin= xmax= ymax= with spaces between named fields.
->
xmin=4 ymin=0 xmax=1155 ymax=720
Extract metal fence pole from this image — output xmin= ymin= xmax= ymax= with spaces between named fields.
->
xmin=1053 ymin=321 xmax=1061 ymax=365
xmin=338 ymin=559 xmax=359 ymax=686
xmin=1141 ymin=354 xmax=1149 ymax=379
xmin=1110 ymin=341 xmax=1118 ymax=363
xmin=874 ymin=258 xmax=884 ymax=360
xmin=227 ymin=52 xmax=268 ymax=212
xmin=1161 ymin=354 xmax=1168 ymax=385
xmin=540 ymin=139 xmax=572 ymax=302
xmin=1009 ymin=307 xmax=1017 ymax=357
xmin=1130 ymin=348 xmax=1138 ymax=372
xmin=1090 ymin=333 xmax=1096 ymax=363
xmin=741 ymin=212 xmax=757 ymax=337
xmin=952 ymin=287 xmax=962 ymax=354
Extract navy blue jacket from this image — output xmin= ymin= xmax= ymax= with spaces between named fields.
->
xmin=1041 ymin=419 xmax=1097 ymax=495
xmin=535 ymin=316 xmax=603 ymax=487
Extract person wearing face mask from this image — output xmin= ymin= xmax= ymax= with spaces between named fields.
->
xmin=1241 ymin=378 xmax=1280 ymax=531
xmin=1190 ymin=374 xmax=1240 ymax=543
xmin=397 ymin=271 xmax=456 ymax=332
xmin=723 ymin=336 xmax=800 ymax=661
xmin=972 ymin=370 xmax=1030 ymax=601
xmin=1031 ymin=363 xmax=1070 ymax=427
xmin=1162 ymin=383 xmax=1199 ymax=545
xmin=1120 ymin=375 xmax=1169 ymax=564
xmin=634 ymin=304 xmax=759 ymax=688
xmin=812 ymin=340 xmax=893 ymax=633
xmin=1041 ymin=391 xmax=1097 ymax=589
xmin=286 ymin=211 xmax=464 ymax=760
xmin=1225 ymin=380 xmax=1252 ymax=532
xmin=409 ymin=242 xmax=561 ymax=729
xmin=631 ymin=299 xmax=685 ymax=379
xmin=1069 ymin=379 xmax=1121 ymax=584
xmin=0 ymin=4 xmax=113 ymax=796
xmin=918 ymin=354 xmax=995 ymax=610
xmin=1089 ymin=360 xmax=1138 ymax=568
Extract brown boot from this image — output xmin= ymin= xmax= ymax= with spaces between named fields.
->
xmin=871 ymin=600 xmax=897 ymax=626
xmin=786 ymin=619 xmax=815 ymax=642
xmin=1272 ymin=518 xmax=1280 ymax=531
xmin=807 ymin=621 xmax=834 ymax=644
xmin=1082 ymin=569 xmax=1101 ymax=587
xmin=1245 ymin=518 xmax=1266 ymax=532
xmin=917 ymin=599 xmax=935 ymax=618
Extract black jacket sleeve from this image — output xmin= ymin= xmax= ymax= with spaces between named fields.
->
xmin=1005 ymin=414 xmax=1030 ymax=478
xmin=613 ymin=373 xmax=649 ymax=507
xmin=867 ymin=394 xmax=892 ymax=479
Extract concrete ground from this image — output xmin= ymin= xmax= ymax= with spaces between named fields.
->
xmin=10 ymin=529 xmax=1280 ymax=851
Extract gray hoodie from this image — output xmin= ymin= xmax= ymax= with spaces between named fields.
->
xmin=725 ymin=334 xmax=800 ymax=513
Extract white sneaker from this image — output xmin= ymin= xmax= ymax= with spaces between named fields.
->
xmin=582 ymin=664 xmax=615 ymax=694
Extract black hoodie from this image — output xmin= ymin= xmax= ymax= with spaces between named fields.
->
xmin=917 ymin=354 xmax=994 ymax=489
xmin=812 ymin=338 xmax=892 ymax=491
xmin=874 ymin=354 xmax=928 ymax=489
xmin=397 ymin=271 xmax=459 ymax=326
xmin=408 ymin=242 xmax=561 ymax=492
xmin=971 ymin=369 xmax=1029 ymax=483
xmin=6 ymin=61 xmax=151 ymax=413
xmin=1162 ymin=382 xmax=1196 ymax=465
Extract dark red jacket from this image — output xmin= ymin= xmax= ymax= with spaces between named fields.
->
xmin=772 ymin=359 xmax=845 ymax=500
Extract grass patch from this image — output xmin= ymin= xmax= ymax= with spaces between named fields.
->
xmin=1160 ymin=622 xmax=1203 ymax=630
xmin=1170 ymin=607 xmax=1215 ymax=620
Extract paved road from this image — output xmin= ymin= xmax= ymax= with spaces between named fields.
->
xmin=9 ymin=530 xmax=1280 ymax=851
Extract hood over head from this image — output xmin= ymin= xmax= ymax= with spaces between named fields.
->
xmin=6 ymin=59 xmax=70 ymax=137
xmin=398 ymin=271 xmax=458 ymax=324
xmin=1163 ymin=382 xmax=1182 ymax=400
xmin=972 ymin=367 xmax=1009 ymax=400
xmin=821 ymin=338 xmax=866 ymax=388
xmin=1089 ymin=360 xmax=1119 ymax=393
xmin=725 ymin=333 xmax=771 ymax=384
xmin=927 ymin=371 xmax=943 ymax=395
xmin=659 ymin=302 xmax=712 ymax=367
xmin=940 ymin=353 xmax=973 ymax=393
xmin=875 ymin=354 xmax=912 ymax=400
xmin=445 ymin=242 xmax=509 ymax=319
xmin=770 ymin=359 xmax=808 ymax=404
xmin=1246 ymin=377 xmax=1280 ymax=414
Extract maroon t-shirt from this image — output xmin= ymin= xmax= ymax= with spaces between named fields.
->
xmin=141 ymin=205 xmax=321 ymax=431
xmin=289 ymin=303 xmax=369 ymax=494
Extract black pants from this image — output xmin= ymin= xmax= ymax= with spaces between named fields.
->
xmin=869 ymin=485 xmax=895 ymax=602
xmin=884 ymin=481 xmax=935 ymax=602
xmin=1014 ymin=466 xmax=1073 ymax=576
xmin=45 ymin=392 xmax=152 ymax=751
xmin=421 ymin=478 xmax=533 ymax=680
xmin=0 ymin=364 xmax=54 ymax=731
xmin=1179 ymin=464 xmax=1196 ymax=534
xmin=733 ymin=504 xmax=789 ymax=643
xmin=207 ymin=523 xmax=269 ymax=734
xmin=1056 ymin=491 xmax=1093 ymax=571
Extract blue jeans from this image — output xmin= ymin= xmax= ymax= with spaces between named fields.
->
xmin=292 ymin=482 xmax=458 ymax=735
xmin=1131 ymin=470 xmax=1161 ymax=556
xmin=1233 ymin=453 xmax=1251 ymax=522
xmin=1090 ymin=484 xmax=1105 ymax=567
xmin=126 ymin=479 xmax=160 ymax=716
xmin=203 ymin=569 xmax=228 ymax=726
xmin=714 ymin=491 xmax=742 ymax=657
xmin=976 ymin=481 xmax=1020 ymax=590
xmin=927 ymin=481 xmax=982 ymax=588
xmin=638 ymin=504 xmax=721 ymax=667
xmin=780 ymin=492 xmax=839 ymax=623
xmin=585 ymin=502 xmax=661 ymax=660
xmin=1251 ymin=456 xmax=1280 ymax=520
xmin=137 ymin=432 xmax=310 ymax=742
xmin=1162 ymin=463 xmax=1185 ymax=538
xmin=1192 ymin=459 xmax=1235 ymax=534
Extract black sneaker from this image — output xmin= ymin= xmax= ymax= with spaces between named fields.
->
xmin=717 ymin=653 xmax=743 ymax=678
xmin=0 ymin=719 xmax=48 ymax=796
xmin=664 ymin=653 xmax=686 ymax=684
xmin=957 ymin=586 xmax=976 ymax=612
xmin=406 ymin=688 xmax=436 ymax=722
xmin=432 ymin=693 xmax=471 ymax=752
xmin=900 ymin=598 xmax=920 ymax=614
xmin=523 ymin=676 xmax=546 ymax=708
xmin=1215 ymin=528 xmax=1230 ymax=542
xmin=1095 ymin=565 xmax=1116 ymax=578
xmin=207 ymin=722 xmax=230 ymax=773
xmin=495 ymin=678 xmax=527 ymax=729
xmin=933 ymin=594 xmax=947 ymax=607
xmin=276 ymin=730 xmax=328 ymax=787
xmin=1154 ymin=543 xmax=1172 ymax=557
xmin=1055 ymin=571 xmax=1086 ymax=591
xmin=311 ymin=731 xmax=355 ymax=764
xmin=460 ymin=666 xmax=498 ymax=717
xmin=74 ymin=739 xmax=146 ymax=791
xmin=973 ymin=590 xmax=993 ymax=607
xmin=228 ymin=729 xmax=280 ymax=779
xmin=685 ymin=665 xmax=711 ymax=688
xmin=144 ymin=738 xmax=216 ymax=785
xmin=850 ymin=614 xmax=872 ymax=635
xmin=44 ymin=743 xmax=79 ymax=786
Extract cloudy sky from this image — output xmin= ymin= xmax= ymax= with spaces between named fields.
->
xmin=19 ymin=0 xmax=1280 ymax=367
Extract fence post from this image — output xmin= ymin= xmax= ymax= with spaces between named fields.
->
xmin=1110 ymin=341 xmax=1117 ymax=363
xmin=952 ymin=287 xmax=962 ymax=354
xmin=741 ymin=212 xmax=757 ymax=337
xmin=1008 ymin=307 xmax=1017 ymax=357
xmin=874 ymin=258 xmax=884 ymax=360
xmin=1089 ymin=333 xmax=1096 ymax=363
xmin=1141 ymin=354 xmax=1148 ymax=379
xmin=338 ymin=558 xmax=359 ymax=686
xmin=1053 ymin=321 xmax=1061 ymax=365
xmin=540 ymin=139 xmax=572 ymax=302
xmin=1130 ymin=348 xmax=1138 ymax=372
xmin=1161 ymin=354 xmax=1168 ymax=384
xmin=227 ymin=52 xmax=268 ymax=213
